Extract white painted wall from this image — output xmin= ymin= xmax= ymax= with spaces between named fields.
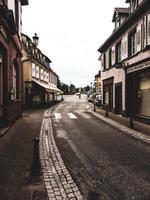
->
xmin=101 ymin=68 xmax=126 ymax=110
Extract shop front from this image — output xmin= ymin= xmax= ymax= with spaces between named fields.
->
xmin=25 ymin=80 xmax=60 ymax=109
xmin=126 ymin=63 xmax=150 ymax=124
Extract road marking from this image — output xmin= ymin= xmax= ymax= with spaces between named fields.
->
xmin=67 ymin=113 xmax=77 ymax=119
xmin=56 ymin=129 xmax=68 ymax=139
xmin=75 ymin=110 xmax=91 ymax=119
xmin=54 ymin=113 xmax=62 ymax=119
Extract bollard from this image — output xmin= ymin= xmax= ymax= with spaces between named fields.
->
xmin=31 ymin=137 xmax=41 ymax=176
xmin=105 ymin=104 xmax=109 ymax=117
xmin=94 ymin=102 xmax=96 ymax=112
xmin=130 ymin=113 xmax=134 ymax=129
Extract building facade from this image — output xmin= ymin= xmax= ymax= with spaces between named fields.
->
xmin=98 ymin=0 xmax=150 ymax=124
xmin=94 ymin=71 xmax=101 ymax=94
xmin=0 ymin=0 xmax=28 ymax=127
xmin=22 ymin=33 xmax=61 ymax=109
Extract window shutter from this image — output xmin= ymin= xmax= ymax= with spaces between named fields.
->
xmin=121 ymin=36 xmax=128 ymax=60
xmin=136 ymin=24 xmax=141 ymax=52
xmin=106 ymin=51 xmax=109 ymax=68
xmin=32 ymin=63 xmax=35 ymax=77
xmin=143 ymin=15 xmax=147 ymax=48
xmin=147 ymin=14 xmax=150 ymax=45
xmin=111 ymin=45 xmax=115 ymax=65
xmin=101 ymin=54 xmax=104 ymax=69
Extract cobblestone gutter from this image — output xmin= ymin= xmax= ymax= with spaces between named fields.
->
xmin=39 ymin=109 xmax=84 ymax=200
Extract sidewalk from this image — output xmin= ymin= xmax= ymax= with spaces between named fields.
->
xmin=0 ymin=109 xmax=48 ymax=200
xmin=94 ymin=107 xmax=150 ymax=136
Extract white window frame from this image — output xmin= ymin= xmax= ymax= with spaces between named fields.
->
xmin=32 ymin=63 xmax=36 ymax=77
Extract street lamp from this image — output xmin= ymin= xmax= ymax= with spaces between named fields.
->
xmin=32 ymin=33 xmax=39 ymax=46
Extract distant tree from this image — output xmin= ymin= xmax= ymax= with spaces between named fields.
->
xmin=84 ymin=85 xmax=90 ymax=92
xmin=69 ymin=84 xmax=76 ymax=94
xmin=57 ymin=77 xmax=62 ymax=89
xmin=61 ymin=83 xmax=69 ymax=94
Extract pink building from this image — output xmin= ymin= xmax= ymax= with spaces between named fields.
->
xmin=98 ymin=0 xmax=150 ymax=124
xmin=0 ymin=0 xmax=28 ymax=127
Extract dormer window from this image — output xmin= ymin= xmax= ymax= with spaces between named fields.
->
xmin=131 ymin=0 xmax=138 ymax=12
xmin=112 ymin=8 xmax=129 ymax=30
xmin=116 ymin=17 xmax=120 ymax=29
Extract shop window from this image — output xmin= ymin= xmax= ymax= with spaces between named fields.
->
xmin=138 ymin=72 xmax=150 ymax=117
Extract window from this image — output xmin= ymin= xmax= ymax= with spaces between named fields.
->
xmin=13 ymin=65 xmax=17 ymax=99
xmin=111 ymin=46 xmax=115 ymax=65
xmin=147 ymin=14 xmax=150 ymax=45
xmin=116 ymin=42 xmax=121 ymax=63
xmin=35 ymin=66 xmax=39 ymax=79
xmin=15 ymin=0 xmax=19 ymax=30
xmin=115 ymin=18 xmax=120 ymax=29
xmin=109 ymin=49 xmax=112 ymax=67
xmin=32 ymin=63 xmax=36 ymax=77
xmin=103 ymin=53 xmax=106 ymax=70
xmin=40 ymin=69 xmax=43 ymax=81
xmin=131 ymin=0 xmax=138 ymax=12
xmin=129 ymin=30 xmax=136 ymax=56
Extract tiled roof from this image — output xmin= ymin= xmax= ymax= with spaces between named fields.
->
xmin=115 ymin=7 xmax=130 ymax=14
xmin=112 ymin=7 xmax=129 ymax=22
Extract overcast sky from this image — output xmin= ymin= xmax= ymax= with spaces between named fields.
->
xmin=22 ymin=0 xmax=128 ymax=87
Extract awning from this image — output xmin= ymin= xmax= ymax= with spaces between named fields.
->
xmin=33 ymin=80 xmax=62 ymax=93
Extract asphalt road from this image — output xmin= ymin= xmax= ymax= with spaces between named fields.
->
xmin=51 ymin=95 xmax=150 ymax=200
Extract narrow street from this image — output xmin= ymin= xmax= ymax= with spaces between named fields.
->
xmin=50 ymin=95 xmax=150 ymax=200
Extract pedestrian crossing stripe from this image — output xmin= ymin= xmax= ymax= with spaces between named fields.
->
xmin=54 ymin=113 xmax=62 ymax=119
xmin=67 ymin=113 xmax=77 ymax=119
xmin=54 ymin=112 xmax=91 ymax=120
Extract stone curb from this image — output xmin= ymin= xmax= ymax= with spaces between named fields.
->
xmin=0 ymin=127 xmax=10 ymax=138
xmin=39 ymin=108 xmax=84 ymax=200
xmin=90 ymin=110 xmax=150 ymax=145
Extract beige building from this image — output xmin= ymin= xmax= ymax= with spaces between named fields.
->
xmin=22 ymin=33 xmax=61 ymax=109
xmin=94 ymin=71 xmax=101 ymax=93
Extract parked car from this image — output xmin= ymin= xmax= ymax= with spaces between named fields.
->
xmin=94 ymin=93 xmax=102 ymax=107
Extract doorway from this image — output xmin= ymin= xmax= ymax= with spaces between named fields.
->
xmin=115 ymin=83 xmax=122 ymax=114
xmin=0 ymin=50 xmax=3 ymax=117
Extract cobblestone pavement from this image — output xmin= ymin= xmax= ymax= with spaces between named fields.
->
xmin=40 ymin=109 xmax=84 ymax=200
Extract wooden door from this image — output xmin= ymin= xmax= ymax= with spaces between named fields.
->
xmin=115 ymin=83 xmax=122 ymax=114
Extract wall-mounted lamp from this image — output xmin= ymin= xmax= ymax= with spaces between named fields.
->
xmin=32 ymin=33 xmax=39 ymax=46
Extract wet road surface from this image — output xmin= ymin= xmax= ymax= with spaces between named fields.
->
xmin=51 ymin=95 xmax=150 ymax=200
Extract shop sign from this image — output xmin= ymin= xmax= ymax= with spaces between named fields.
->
xmin=127 ymin=61 xmax=150 ymax=73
